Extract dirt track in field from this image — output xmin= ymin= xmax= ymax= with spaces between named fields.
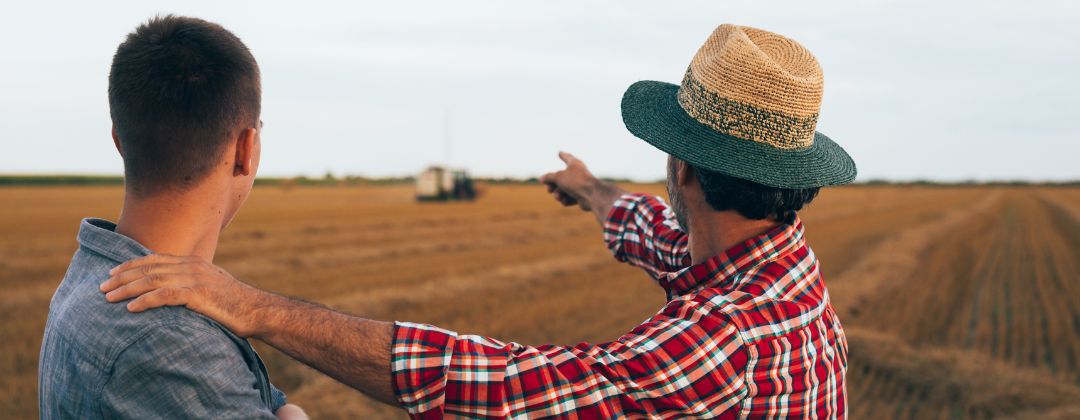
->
xmin=840 ymin=188 xmax=1080 ymax=419
xmin=2 ymin=184 xmax=1078 ymax=419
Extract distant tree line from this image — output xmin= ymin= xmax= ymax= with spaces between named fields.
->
xmin=855 ymin=179 xmax=1080 ymax=187
xmin=0 ymin=175 xmax=125 ymax=186
xmin=1 ymin=175 xmax=1077 ymax=187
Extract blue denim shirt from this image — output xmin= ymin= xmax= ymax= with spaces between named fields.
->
xmin=39 ymin=218 xmax=286 ymax=419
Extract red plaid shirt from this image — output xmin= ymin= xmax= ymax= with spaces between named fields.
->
xmin=391 ymin=194 xmax=848 ymax=418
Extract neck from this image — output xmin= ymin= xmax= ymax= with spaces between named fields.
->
xmin=686 ymin=210 xmax=781 ymax=266
xmin=115 ymin=187 xmax=229 ymax=262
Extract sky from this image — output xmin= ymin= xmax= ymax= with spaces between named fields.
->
xmin=0 ymin=0 xmax=1077 ymax=182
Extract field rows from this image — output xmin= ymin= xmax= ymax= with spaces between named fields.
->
xmin=845 ymin=190 xmax=1080 ymax=419
xmin=1 ymin=185 xmax=1078 ymax=419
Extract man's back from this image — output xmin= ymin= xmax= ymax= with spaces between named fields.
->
xmin=39 ymin=218 xmax=284 ymax=419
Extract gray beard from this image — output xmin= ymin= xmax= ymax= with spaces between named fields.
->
xmin=667 ymin=166 xmax=691 ymax=235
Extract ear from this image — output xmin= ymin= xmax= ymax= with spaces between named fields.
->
xmin=233 ymin=127 xmax=257 ymax=177
xmin=674 ymin=159 xmax=695 ymax=187
xmin=111 ymin=126 xmax=122 ymax=157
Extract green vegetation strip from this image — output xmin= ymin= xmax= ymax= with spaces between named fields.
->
xmin=1 ymin=175 xmax=1077 ymax=187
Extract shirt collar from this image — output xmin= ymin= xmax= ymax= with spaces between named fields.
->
xmin=77 ymin=218 xmax=153 ymax=263
xmin=658 ymin=216 xmax=807 ymax=298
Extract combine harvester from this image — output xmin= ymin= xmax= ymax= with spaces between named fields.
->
xmin=416 ymin=110 xmax=477 ymax=202
xmin=415 ymin=166 xmax=476 ymax=202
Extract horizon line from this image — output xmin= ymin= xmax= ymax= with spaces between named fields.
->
xmin=1 ymin=173 xmax=1078 ymax=186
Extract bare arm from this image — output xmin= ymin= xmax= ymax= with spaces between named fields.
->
xmin=254 ymin=293 xmax=397 ymax=405
xmin=101 ymin=259 xmax=748 ymax=418
xmin=538 ymin=151 xmax=626 ymax=224
xmin=99 ymin=152 xmax=627 ymax=410
xmin=100 ymin=258 xmax=398 ymax=406
xmin=540 ymin=152 xmax=690 ymax=277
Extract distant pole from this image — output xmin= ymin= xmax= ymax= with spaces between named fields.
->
xmin=443 ymin=108 xmax=452 ymax=166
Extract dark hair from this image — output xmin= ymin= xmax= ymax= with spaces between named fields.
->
xmin=693 ymin=165 xmax=819 ymax=223
xmin=108 ymin=15 xmax=260 ymax=195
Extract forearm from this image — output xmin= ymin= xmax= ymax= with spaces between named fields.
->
xmin=582 ymin=179 xmax=627 ymax=224
xmin=251 ymin=292 xmax=397 ymax=406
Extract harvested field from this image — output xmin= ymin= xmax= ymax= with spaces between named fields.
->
xmin=2 ymin=184 xmax=1079 ymax=419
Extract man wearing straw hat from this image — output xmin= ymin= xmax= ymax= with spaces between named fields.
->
xmin=101 ymin=24 xmax=855 ymax=418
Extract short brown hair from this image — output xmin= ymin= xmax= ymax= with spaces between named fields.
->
xmin=108 ymin=15 xmax=260 ymax=195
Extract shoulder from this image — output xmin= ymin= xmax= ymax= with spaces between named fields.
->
xmin=695 ymin=247 xmax=829 ymax=344
xmin=99 ymin=318 xmax=276 ymax=419
xmin=107 ymin=314 xmax=249 ymax=374
xmin=47 ymin=261 xmax=244 ymax=371
xmin=108 ymin=307 xmax=249 ymax=371
xmin=101 ymin=314 xmax=265 ymax=401
xmin=651 ymin=295 xmax=748 ymax=351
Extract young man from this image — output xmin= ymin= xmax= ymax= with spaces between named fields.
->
xmin=38 ymin=15 xmax=305 ymax=419
xmin=102 ymin=24 xmax=855 ymax=418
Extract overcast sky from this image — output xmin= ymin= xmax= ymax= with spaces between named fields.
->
xmin=0 ymin=0 xmax=1077 ymax=181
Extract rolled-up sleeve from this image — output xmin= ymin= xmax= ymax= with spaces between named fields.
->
xmin=101 ymin=323 xmax=279 ymax=419
xmin=603 ymin=193 xmax=691 ymax=279
xmin=391 ymin=297 xmax=748 ymax=418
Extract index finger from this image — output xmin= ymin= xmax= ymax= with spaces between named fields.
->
xmin=108 ymin=254 xmax=189 ymax=276
xmin=558 ymin=151 xmax=579 ymax=166
xmin=100 ymin=261 xmax=199 ymax=293
xmin=538 ymin=173 xmax=562 ymax=190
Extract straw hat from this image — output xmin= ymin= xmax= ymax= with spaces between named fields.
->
xmin=621 ymin=24 xmax=856 ymax=188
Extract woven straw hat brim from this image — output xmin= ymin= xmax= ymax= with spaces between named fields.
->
xmin=622 ymin=80 xmax=857 ymax=189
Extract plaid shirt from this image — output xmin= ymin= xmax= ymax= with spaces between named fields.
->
xmin=391 ymin=194 xmax=847 ymax=418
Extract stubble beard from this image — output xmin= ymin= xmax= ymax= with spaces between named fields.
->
xmin=667 ymin=163 xmax=691 ymax=235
